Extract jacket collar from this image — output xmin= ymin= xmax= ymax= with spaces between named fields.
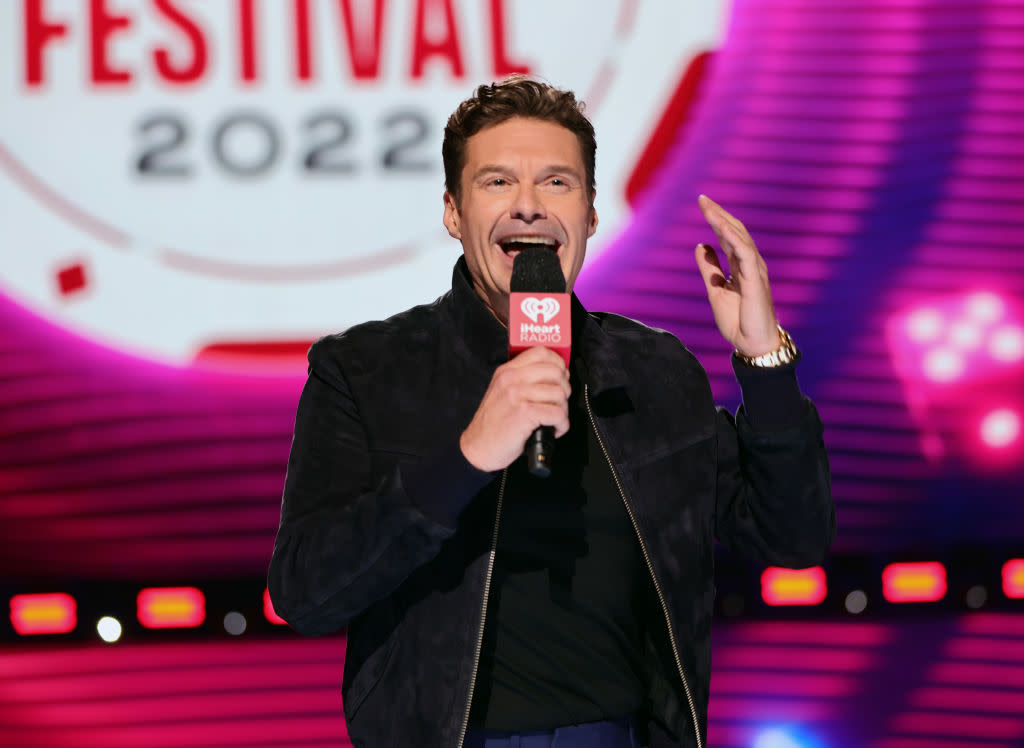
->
xmin=444 ymin=257 xmax=509 ymax=368
xmin=443 ymin=257 xmax=630 ymax=394
xmin=574 ymin=300 xmax=631 ymax=395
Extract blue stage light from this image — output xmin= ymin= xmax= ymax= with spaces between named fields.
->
xmin=753 ymin=727 xmax=827 ymax=748
xmin=754 ymin=729 xmax=802 ymax=748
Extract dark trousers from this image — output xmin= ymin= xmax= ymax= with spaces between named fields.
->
xmin=463 ymin=717 xmax=644 ymax=748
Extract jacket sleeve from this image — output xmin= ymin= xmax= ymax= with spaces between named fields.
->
xmin=267 ymin=340 xmax=494 ymax=636
xmin=713 ymin=358 xmax=835 ymax=568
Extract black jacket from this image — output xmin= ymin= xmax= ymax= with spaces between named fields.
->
xmin=268 ymin=259 xmax=835 ymax=748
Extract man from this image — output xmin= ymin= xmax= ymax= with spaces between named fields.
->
xmin=268 ymin=77 xmax=834 ymax=748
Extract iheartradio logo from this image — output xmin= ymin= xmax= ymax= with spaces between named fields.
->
xmin=509 ymin=291 xmax=570 ymax=365
xmin=521 ymin=297 xmax=561 ymax=324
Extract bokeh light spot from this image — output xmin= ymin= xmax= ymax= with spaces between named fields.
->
xmin=1004 ymin=560 xmax=1024 ymax=599
xmin=965 ymin=585 xmax=987 ymax=609
xmin=923 ymin=348 xmax=964 ymax=382
xmin=883 ymin=562 xmax=947 ymax=603
xmin=753 ymin=729 xmax=803 ymax=748
xmin=989 ymin=326 xmax=1024 ymax=363
xmin=97 ymin=616 xmax=122 ymax=643
xmin=224 ymin=611 xmax=247 ymax=636
xmin=949 ymin=322 xmax=982 ymax=349
xmin=845 ymin=590 xmax=868 ymax=614
xmin=906 ymin=308 xmax=943 ymax=342
xmin=980 ymin=409 xmax=1020 ymax=448
xmin=965 ymin=292 xmax=1004 ymax=323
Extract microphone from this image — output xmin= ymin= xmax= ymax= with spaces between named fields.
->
xmin=509 ymin=247 xmax=571 ymax=478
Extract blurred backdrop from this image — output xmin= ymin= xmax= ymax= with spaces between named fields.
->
xmin=2 ymin=1 xmax=1023 ymax=746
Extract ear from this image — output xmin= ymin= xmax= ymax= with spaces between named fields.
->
xmin=443 ymin=191 xmax=462 ymax=240
xmin=587 ymin=192 xmax=599 ymax=238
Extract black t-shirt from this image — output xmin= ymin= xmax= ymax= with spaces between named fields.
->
xmin=468 ymin=359 xmax=651 ymax=731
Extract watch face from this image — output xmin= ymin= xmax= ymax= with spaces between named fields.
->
xmin=1 ymin=0 xmax=723 ymax=368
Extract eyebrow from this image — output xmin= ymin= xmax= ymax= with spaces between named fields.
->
xmin=471 ymin=164 xmax=584 ymax=181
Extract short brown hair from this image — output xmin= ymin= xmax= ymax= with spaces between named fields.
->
xmin=442 ymin=76 xmax=596 ymax=203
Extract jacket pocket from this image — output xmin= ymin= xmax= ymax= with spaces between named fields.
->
xmin=343 ymin=606 xmax=399 ymax=721
xmin=620 ymin=431 xmax=714 ymax=473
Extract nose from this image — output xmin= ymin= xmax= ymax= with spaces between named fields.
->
xmin=510 ymin=183 xmax=545 ymax=222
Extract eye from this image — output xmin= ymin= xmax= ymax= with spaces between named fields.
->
xmin=489 ymin=177 xmax=508 ymax=187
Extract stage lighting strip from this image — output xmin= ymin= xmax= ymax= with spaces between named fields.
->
xmin=0 ymin=291 xmax=303 ymax=580
xmin=0 ymin=637 xmax=351 ymax=748
xmin=4 ymin=616 xmax=1022 ymax=747
xmin=880 ymin=613 xmax=1024 ymax=746
xmin=10 ymin=587 xmax=211 ymax=637
xmin=708 ymin=620 xmax=890 ymax=746
xmin=6 ymin=559 xmax=1024 ymax=639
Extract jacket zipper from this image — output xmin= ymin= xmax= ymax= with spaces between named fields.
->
xmin=584 ymin=385 xmax=704 ymax=748
xmin=455 ymin=468 xmax=508 ymax=748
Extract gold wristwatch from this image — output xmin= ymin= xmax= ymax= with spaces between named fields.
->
xmin=734 ymin=325 xmax=799 ymax=368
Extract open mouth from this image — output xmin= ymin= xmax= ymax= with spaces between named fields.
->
xmin=498 ymin=236 xmax=561 ymax=258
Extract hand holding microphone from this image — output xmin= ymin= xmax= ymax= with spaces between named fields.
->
xmin=459 ymin=247 xmax=572 ymax=477
xmin=459 ymin=345 xmax=570 ymax=473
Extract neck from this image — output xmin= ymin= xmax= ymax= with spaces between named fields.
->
xmin=472 ymin=282 xmax=510 ymax=329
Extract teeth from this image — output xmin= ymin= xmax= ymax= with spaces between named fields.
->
xmin=501 ymin=236 xmax=557 ymax=246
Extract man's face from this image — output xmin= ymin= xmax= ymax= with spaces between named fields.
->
xmin=443 ymin=117 xmax=598 ymax=325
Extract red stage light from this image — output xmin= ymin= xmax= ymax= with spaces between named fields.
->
xmin=883 ymin=562 xmax=947 ymax=603
xmin=1003 ymin=559 xmax=1024 ymax=599
xmin=761 ymin=567 xmax=827 ymax=606
xmin=9 ymin=593 xmax=76 ymax=635
xmin=137 ymin=587 xmax=205 ymax=629
xmin=263 ymin=588 xmax=287 ymax=625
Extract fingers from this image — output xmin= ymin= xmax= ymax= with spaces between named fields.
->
xmin=694 ymin=242 xmax=730 ymax=294
xmin=694 ymin=195 xmax=781 ymax=354
xmin=541 ymin=403 xmax=571 ymax=439
xmin=699 ymin=194 xmax=750 ymax=245
xmin=516 ymin=382 xmax=572 ymax=410
xmin=460 ymin=346 xmax=572 ymax=472
xmin=698 ymin=194 xmax=768 ymax=283
xmin=499 ymin=348 xmax=571 ymax=399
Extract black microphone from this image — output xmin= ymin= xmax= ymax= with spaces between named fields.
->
xmin=509 ymin=247 xmax=570 ymax=478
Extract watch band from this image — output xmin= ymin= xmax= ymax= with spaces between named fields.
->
xmin=734 ymin=325 xmax=799 ymax=368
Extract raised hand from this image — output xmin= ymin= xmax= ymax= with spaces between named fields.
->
xmin=694 ymin=194 xmax=781 ymax=357
xmin=460 ymin=345 xmax=571 ymax=472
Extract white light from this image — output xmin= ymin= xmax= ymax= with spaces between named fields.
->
xmin=922 ymin=348 xmax=964 ymax=382
xmin=949 ymin=322 xmax=982 ymax=350
xmin=980 ymin=409 xmax=1021 ymax=449
xmin=965 ymin=292 xmax=1004 ymax=323
xmin=845 ymin=590 xmax=868 ymax=614
xmin=224 ymin=611 xmax=247 ymax=636
xmin=906 ymin=309 xmax=943 ymax=342
xmin=990 ymin=326 xmax=1024 ymax=362
xmin=97 ymin=616 xmax=122 ymax=643
xmin=753 ymin=728 xmax=802 ymax=748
